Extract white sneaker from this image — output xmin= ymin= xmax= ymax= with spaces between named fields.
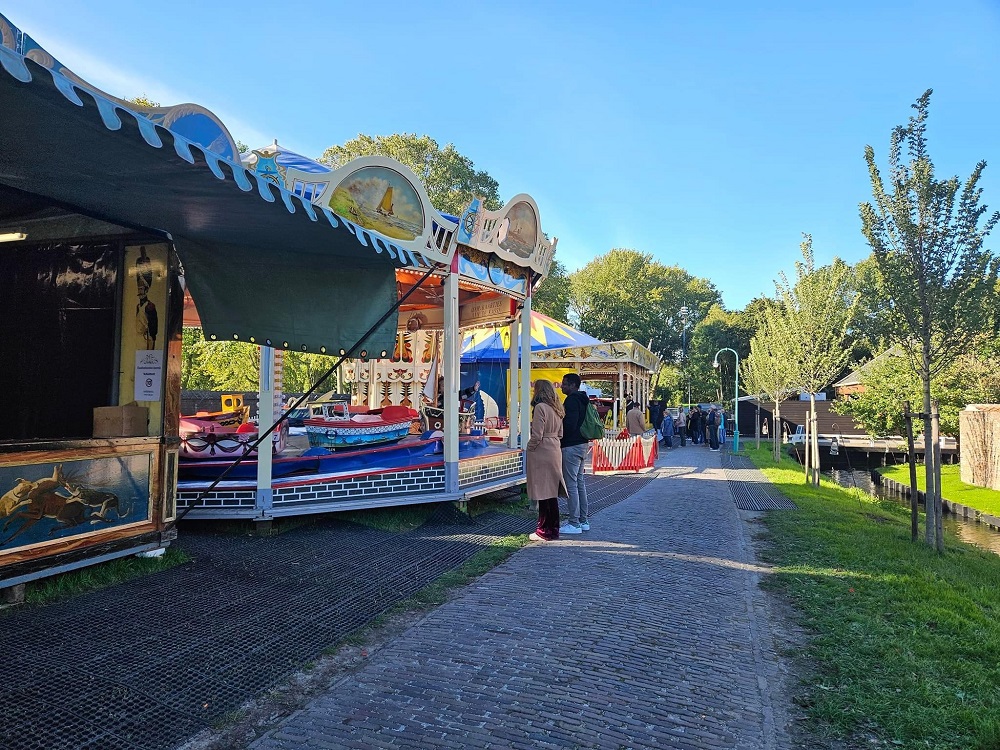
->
xmin=580 ymin=521 xmax=590 ymax=531
xmin=559 ymin=523 xmax=582 ymax=535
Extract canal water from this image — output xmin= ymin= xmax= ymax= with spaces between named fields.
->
xmin=821 ymin=452 xmax=1000 ymax=556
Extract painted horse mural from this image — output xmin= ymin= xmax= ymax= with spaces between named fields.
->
xmin=0 ymin=464 xmax=133 ymax=546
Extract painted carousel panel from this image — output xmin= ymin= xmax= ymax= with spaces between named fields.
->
xmin=0 ymin=453 xmax=151 ymax=553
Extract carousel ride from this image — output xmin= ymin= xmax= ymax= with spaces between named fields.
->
xmin=174 ymin=143 xmax=557 ymax=516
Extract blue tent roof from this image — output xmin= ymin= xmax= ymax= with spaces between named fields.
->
xmin=461 ymin=312 xmax=602 ymax=362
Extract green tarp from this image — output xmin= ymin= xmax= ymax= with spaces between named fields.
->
xmin=0 ymin=50 xmax=404 ymax=354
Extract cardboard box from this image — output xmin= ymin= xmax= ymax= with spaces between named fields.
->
xmin=93 ymin=403 xmax=149 ymax=438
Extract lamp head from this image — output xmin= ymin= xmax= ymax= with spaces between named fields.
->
xmin=713 ymin=359 xmax=719 ymax=369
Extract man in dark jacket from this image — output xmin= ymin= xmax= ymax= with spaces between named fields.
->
xmin=707 ymin=407 xmax=720 ymax=451
xmin=559 ymin=372 xmax=591 ymax=534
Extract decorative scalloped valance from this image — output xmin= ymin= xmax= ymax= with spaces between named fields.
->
xmin=0 ymin=13 xmax=459 ymax=354
xmin=456 ymin=194 xmax=557 ymax=279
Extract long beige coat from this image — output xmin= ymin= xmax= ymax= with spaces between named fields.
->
xmin=526 ymin=402 xmax=568 ymax=501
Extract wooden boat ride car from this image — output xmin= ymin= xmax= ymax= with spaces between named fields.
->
xmin=304 ymin=401 xmax=417 ymax=450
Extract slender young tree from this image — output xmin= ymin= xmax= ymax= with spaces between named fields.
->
xmin=861 ymin=89 xmax=1000 ymax=551
xmin=774 ymin=235 xmax=859 ymax=485
xmin=741 ymin=313 xmax=798 ymax=462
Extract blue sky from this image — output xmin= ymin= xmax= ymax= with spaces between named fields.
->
xmin=6 ymin=0 xmax=999 ymax=310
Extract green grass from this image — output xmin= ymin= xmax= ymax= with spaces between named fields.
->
xmin=880 ymin=463 xmax=1000 ymax=517
xmin=745 ymin=445 xmax=1000 ymax=749
xmin=18 ymin=546 xmax=191 ymax=608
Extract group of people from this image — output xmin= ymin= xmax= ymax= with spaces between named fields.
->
xmin=525 ymin=373 xmax=591 ymax=542
xmin=651 ymin=403 xmax=726 ymax=451
xmin=526 ymin=382 xmax=735 ymax=540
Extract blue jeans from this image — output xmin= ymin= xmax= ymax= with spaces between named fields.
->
xmin=561 ymin=443 xmax=589 ymax=526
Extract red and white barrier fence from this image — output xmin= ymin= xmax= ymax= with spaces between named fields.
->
xmin=591 ymin=431 xmax=658 ymax=474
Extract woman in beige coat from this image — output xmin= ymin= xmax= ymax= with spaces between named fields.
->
xmin=527 ymin=380 xmax=568 ymax=541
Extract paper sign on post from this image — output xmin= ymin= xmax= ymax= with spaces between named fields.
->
xmin=135 ymin=350 xmax=163 ymax=401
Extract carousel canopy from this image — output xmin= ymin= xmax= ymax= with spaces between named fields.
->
xmin=0 ymin=19 xmax=442 ymax=356
xmin=532 ymin=338 xmax=661 ymax=374
xmin=461 ymin=312 xmax=601 ymax=362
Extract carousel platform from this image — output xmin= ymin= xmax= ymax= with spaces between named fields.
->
xmin=176 ymin=438 xmax=525 ymax=519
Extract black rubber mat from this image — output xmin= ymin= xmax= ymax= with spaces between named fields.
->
xmin=723 ymin=451 xmax=798 ymax=511
xmin=0 ymin=474 xmax=652 ymax=750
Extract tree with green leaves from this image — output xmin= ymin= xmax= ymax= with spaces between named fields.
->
xmin=182 ymin=327 xmax=341 ymax=395
xmin=861 ymin=89 xmax=1000 ymax=551
xmin=685 ymin=305 xmax=754 ymax=405
xmin=533 ymin=258 xmax=571 ymax=321
xmin=569 ymin=249 xmax=721 ymax=363
xmin=320 ymin=133 xmax=502 ymax=216
xmin=742 ymin=313 xmax=798 ymax=461
xmin=834 ymin=341 xmax=1000 ymax=439
xmin=181 ymin=333 xmax=259 ymax=392
xmin=774 ymin=234 xmax=859 ymax=485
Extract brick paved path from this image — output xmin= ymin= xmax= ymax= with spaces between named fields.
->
xmin=252 ymin=445 xmax=793 ymax=749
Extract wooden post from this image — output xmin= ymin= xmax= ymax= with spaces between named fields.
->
xmin=755 ymin=398 xmax=760 ymax=450
xmin=904 ymin=401 xmax=918 ymax=543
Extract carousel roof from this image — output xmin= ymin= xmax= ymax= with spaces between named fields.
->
xmin=461 ymin=312 xmax=602 ymax=362
xmin=532 ymin=338 xmax=661 ymax=373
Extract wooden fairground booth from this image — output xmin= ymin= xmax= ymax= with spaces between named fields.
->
xmin=0 ymin=13 xmax=554 ymax=587
xmin=531 ymin=339 xmax=660 ymax=428
xmin=530 ymin=340 xmax=661 ymax=474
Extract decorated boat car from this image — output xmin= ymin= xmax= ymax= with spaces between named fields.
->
xmin=179 ymin=395 xmax=288 ymax=459
xmin=304 ymin=401 xmax=417 ymax=450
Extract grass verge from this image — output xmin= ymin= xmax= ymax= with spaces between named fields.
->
xmin=880 ymin=463 xmax=1000 ymax=517
xmin=19 ymin=546 xmax=191 ymax=608
xmin=744 ymin=445 xmax=1000 ymax=749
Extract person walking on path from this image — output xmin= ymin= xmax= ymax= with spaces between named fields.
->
xmin=650 ymin=399 xmax=663 ymax=432
xmin=527 ymin=380 xmax=568 ymax=542
xmin=626 ymin=401 xmax=647 ymax=436
xmin=676 ymin=407 xmax=687 ymax=446
xmin=559 ymin=372 xmax=591 ymax=535
xmin=660 ymin=409 xmax=674 ymax=448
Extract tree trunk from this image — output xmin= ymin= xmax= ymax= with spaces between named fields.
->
xmin=922 ymin=359 xmax=936 ymax=547
xmin=773 ymin=402 xmax=782 ymax=462
xmin=755 ymin=402 xmax=760 ymax=450
xmin=932 ymin=399 xmax=944 ymax=553
xmin=810 ymin=393 xmax=820 ymax=486
xmin=904 ymin=400 xmax=918 ymax=543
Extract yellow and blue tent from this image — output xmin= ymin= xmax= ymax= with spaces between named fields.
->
xmin=461 ymin=312 xmax=601 ymax=362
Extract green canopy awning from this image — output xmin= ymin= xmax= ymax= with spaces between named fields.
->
xmin=0 ymin=48 xmax=422 ymax=354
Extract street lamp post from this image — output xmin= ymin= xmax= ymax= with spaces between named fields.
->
xmin=713 ymin=347 xmax=739 ymax=453
xmin=679 ymin=306 xmax=691 ymax=406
